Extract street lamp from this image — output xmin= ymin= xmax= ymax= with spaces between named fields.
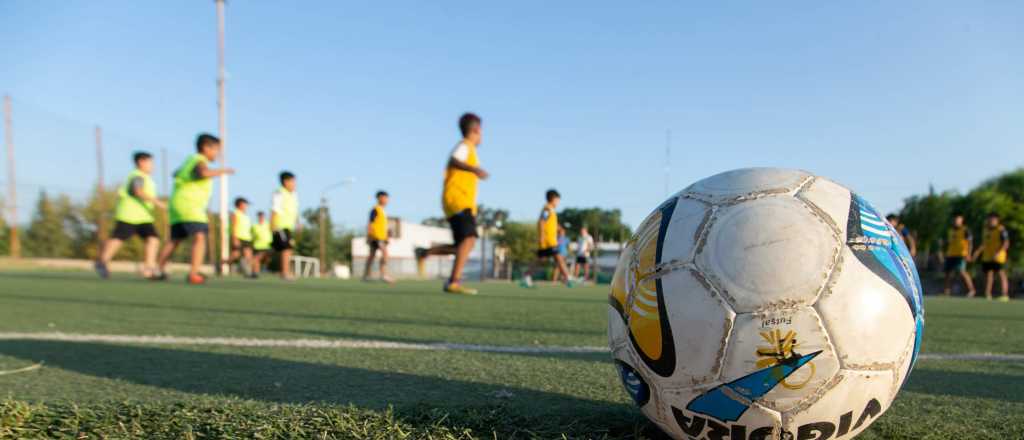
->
xmin=319 ymin=177 xmax=356 ymax=275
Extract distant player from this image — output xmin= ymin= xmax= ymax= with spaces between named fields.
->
xmin=271 ymin=171 xmax=300 ymax=280
xmin=363 ymin=190 xmax=395 ymax=283
xmin=415 ymin=113 xmax=489 ymax=295
xmin=95 ymin=151 xmax=165 ymax=279
xmin=886 ymin=214 xmax=917 ymax=257
xmin=573 ymin=225 xmax=595 ymax=282
xmin=155 ymin=134 xmax=234 ymax=284
xmin=552 ymin=225 xmax=569 ymax=282
xmin=522 ymin=189 xmax=572 ymax=287
xmin=250 ymin=211 xmax=272 ymax=277
xmin=974 ymin=212 xmax=1011 ymax=302
xmin=942 ymin=214 xmax=976 ymax=297
xmin=229 ymin=197 xmax=254 ymax=277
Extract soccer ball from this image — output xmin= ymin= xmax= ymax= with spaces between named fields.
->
xmin=609 ymin=168 xmax=923 ymax=440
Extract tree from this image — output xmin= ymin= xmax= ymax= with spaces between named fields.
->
xmin=24 ymin=191 xmax=79 ymax=258
xmin=493 ymin=221 xmax=538 ymax=268
xmin=0 ymin=198 xmax=8 ymax=255
xmin=294 ymin=207 xmax=353 ymax=269
xmin=898 ymin=185 xmax=957 ymax=258
xmin=557 ymin=207 xmax=631 ymax=241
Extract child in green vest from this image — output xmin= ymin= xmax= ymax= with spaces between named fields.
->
xmin=95 ymin=151 xmax=165 ymax=279
xmin=229 ymin=197 xmax=255 ymax=277
xmin=154 ymin=134 xmax=234 ymax=284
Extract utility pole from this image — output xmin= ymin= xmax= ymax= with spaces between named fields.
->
xmin=95 ymin=126 xmax=108 ymax=243
xmin=319 ymin=197 xmax=327 ymax=275
xmin=215 ymin=0 xmax=230 ymax=275
xmin=3 ymin=95 xmax=18 ymax=258
xmin=664 ymin=129 xmax=672 ymax=198
xmin=160 ymin=147 xmax=169 ymax=238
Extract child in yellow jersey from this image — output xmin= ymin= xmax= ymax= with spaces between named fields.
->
xmin=521 ymin=189 xmax=573 ymax=288
xmin=228 ymin=197 xmax=255 ymax=278
xmin=155 ymin=134 xmax=234 ymax=284
xmin=942 ymin=214 xmax=976 ymax=297
xmin=95 ymin=151 xmax=165 ymax=279
xmin=250 ymin=211 xmax=273 ymax=276
xmin=363 ymin=191 xmax=395 ymax=284
xmin=973 ymin=212 xmax=1011 ymax=301
xmin=415 ymin=113 xmax=489 ymax=295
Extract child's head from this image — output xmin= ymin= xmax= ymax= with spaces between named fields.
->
xmin=257 ymin=211 xmax=266 ymax=221
xmin=545 ymin=189 xmax=561 ymax=207
xmin=234 ymin=197 xmax=249 ymax=211
xmin=133 ymin=151 xmax=154 ymax=173
xmin=196 ymin=133 xmax=221 ymax=161
xmin=459 ymin=112 xmax=482 ymax=144
xmin=885 ymin=214 xmax=899 ymax=227
xmin=376 ymin=190 xmax=389 ymax=206
xmin=280 ymin=171 xmax=296 ymax=191
xmin=987 ymin=212 xmax=1001 ymax=227
xmin=952 ymin=214 xmax=964 ymax=227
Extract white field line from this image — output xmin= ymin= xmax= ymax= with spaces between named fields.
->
xmin=0 ymin=332 xmax=1021 ymax=362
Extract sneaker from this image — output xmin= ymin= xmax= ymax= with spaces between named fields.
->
xmin=519 ymin=275 xmax=534 ymax=288
xmin=998 ymin=296 xmax=1011 ymax=303
xmin=444 ymin=280 xmax=478 ymax=295
xmin=381 ymin=275 xmax=396 ymax=285
xmin=186 ymin=273 xmax=207 ymax=285
xmin=966 ymin=291 xmax=977 ymax=298
xmin=247 ymin=273 xmax=260 ymax=280
xmin=148 ymin=272 xmax=168 ymax=281
xmin=94 ymin=261 xmax=110 ymax=279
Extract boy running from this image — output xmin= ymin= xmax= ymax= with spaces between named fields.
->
xmin=415 ymin=113 xmax=489 ymax=295
xmin=95 ymin=151 xmax=165 ymax=279
xmin=363 ymin=190 xmax=395 ymax=283
xmin=974 ymin=212 xmax=1011 ymax=301
xmin=942 ymin=214 xmax=976 ymax=297
xmin=250 ymin=211 xmax=272 ymax=277
xmin=155 ymin=134 xmax=234 ymax=284
xmin=886 ymin=214 xmax=917 ymax=257
xmin=229 ymin=197 xmax=254 ymax=277
xmin=271 ymin=171 xmax=300 ymax=280
xmin=522 ymin=189 xmax=572 ymax=287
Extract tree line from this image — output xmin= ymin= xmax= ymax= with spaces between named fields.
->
xmin=898 ymin=168 xmax=1023 ymax=271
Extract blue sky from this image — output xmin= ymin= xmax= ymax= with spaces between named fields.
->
xmin=2 ymin=1 xmax=1022 ymax=230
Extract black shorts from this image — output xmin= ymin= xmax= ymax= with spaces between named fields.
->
xmin=576 ymin=256 xmax=589 ymax=265
xmin=447 ymin=209 xmax=478 ymax=245
xmin=943 ymin=257 xmax=966 ymax=273
xmin=233 ymin=240 xmax=253 ymax=251
xmin=170 ymin=222 xmax=209 ymax=240
xmin=272 ymin=229 xmax=293 ymax=251
xmin=111 ymin=221 xmax=158 ymax=240
xmin=982 ymin=262 xmax=1005 ymax=273
xmin=368 ymin=239 xmax=388 ymax=251
xmin=537 ymin=247 xmax=558 ymax=258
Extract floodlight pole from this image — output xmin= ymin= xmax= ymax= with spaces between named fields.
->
xmin=3 ymin=95 xmax=18 ymax=258
xmin=95 ymin=126 xmax=108 ymax=243
xmin=215 ymin=0 xmax=230 ymax=275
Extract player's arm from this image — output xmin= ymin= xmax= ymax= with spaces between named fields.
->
xmin=1001 ymin=229 xmax=1010 ymax=252
xmin=129 ymin=177 xmax=166 ymax=209
xmin=968 ymin=232 xmax=977 ymax=261
xmin=447 ymin=157 xmax=489 ymax=179
xmin=193 ymin=162 xmax=235 ymax=179
xmin=230 ymin=214 xmax=240 ymax=245
xmin=905 ymin=231 xmax=917 ymax=257
xmin=367 ymin=209 xmax=376 ymax=236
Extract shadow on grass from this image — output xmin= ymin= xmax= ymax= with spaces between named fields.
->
xmin=904 ymin=366 xmax=1024 ymax=403
xmin=0 ymin=340 xmax=637 ymax=423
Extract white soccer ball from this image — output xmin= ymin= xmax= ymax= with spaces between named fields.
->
xmin=609 ymin=168 xmax=923 ymax=440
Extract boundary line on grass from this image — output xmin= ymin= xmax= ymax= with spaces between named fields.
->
xmin=0 ymin=332 xmax=1022 ymax=362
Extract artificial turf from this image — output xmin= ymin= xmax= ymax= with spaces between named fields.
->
xmin=0 ymin=270 xmax=1022 ymax=439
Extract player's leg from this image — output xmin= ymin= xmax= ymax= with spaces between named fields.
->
xmin=982 ymin=266 xmax=994 ymax=299
xmin=960 ymin=265 xmax=976 ymax=297
xmin=142 ymin=236 xmax=160 ymax=277
xmin=363 ymin=245 xmax=377 ymax=281
xmin=379 ymin=244 xmax=394 ymax=283
xmin=281 ymin=248 xmax=293 ymax=279
xmin=250 ymin=251 xmax=263 ymax=277
xmin=998 ymin=268 xmax=1010 ymax=300
xmin=583 ymin=261 xmax=591 ymax=281
xmin=451 ymin=236 xmax=475 ymax=284
xmin=554 ymin=254 xmax=572 ymax=285
xmin=188 ymin=231 xmax=207 ymax=284
xmin=241 ymin=245 xmax=254 ymax=277
xmin=573 ymin=258 xmax=581 ymax=278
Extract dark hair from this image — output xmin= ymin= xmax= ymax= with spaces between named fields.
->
xmin=257 ymin=211 xmax=265 ymax=217
xmin=885 ymin=214 xmax=898 ymax=222
xmin=279 ymin=171 xmax=295 ymax=184
xmin=988 ymin=212 xmax=1000 ymax=219
xmin=196 ymin=133 xmax=221 ymax=152
xmin=234 ymin=197 xmax=249 ymax=208
xmin=459 ymin=113 xmax=481 ymax=137
xmin=133 ymin=151 xmax=153 ymax=165
xmin=376 ymin=190 xmax=388 ymax=198
xmin=545 ymin=189 xmax=560 ymax=202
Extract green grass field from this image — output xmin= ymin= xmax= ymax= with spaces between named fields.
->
xmin=0 ymin=270 xmax=1022 ymax=439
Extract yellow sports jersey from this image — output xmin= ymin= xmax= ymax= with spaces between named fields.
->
xmin=442 ymin=142 xmax=479 ymax=218
xmin=232 ymin=210 xmax=253 ymax=241
xmin=945 ymin=226 xmax=970 ymax=257
xmin=539 ymin=205 xmax=558 ymax=249
xmin=981 ymin=225 xmax=1009 ymax=264
xmin=368 ymin=204 xmax=388 ymax=241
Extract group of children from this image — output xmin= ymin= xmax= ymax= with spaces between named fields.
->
xmin=936 ymin=212 xmax=1012 ymax=301
xmin=94 ymin=134 xmax=301 ymax=284
xmin=95 ymin=113 xmax=593 ymax=294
